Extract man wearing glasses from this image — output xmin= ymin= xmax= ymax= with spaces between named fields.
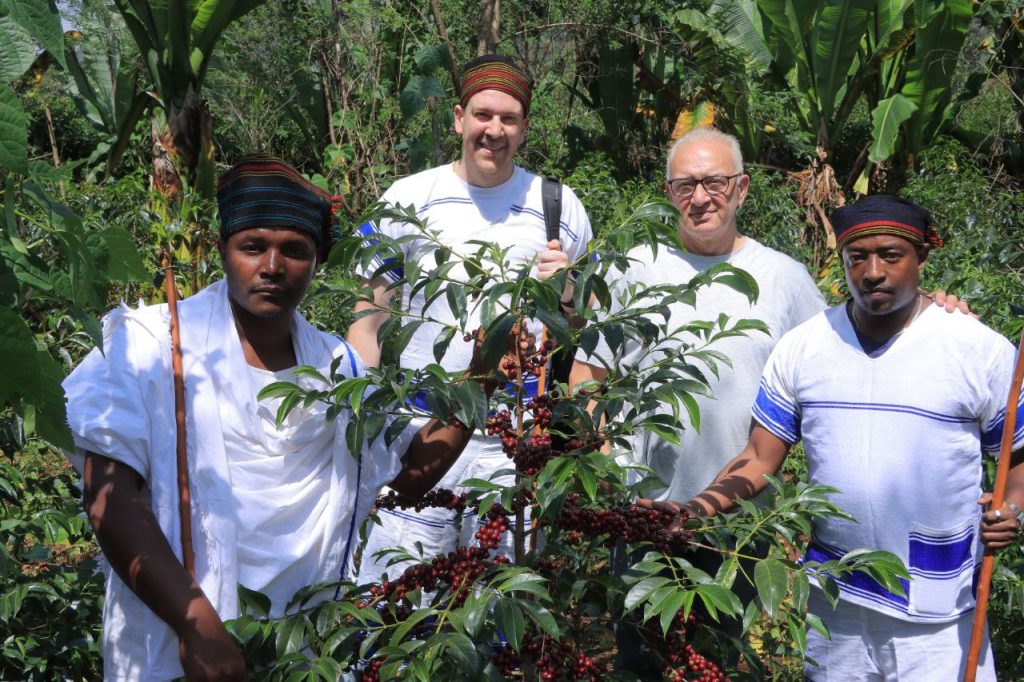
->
xmin=570 ymin=127 xmax=967 ymax=663
xmin=573 ymin=127 xmax=826 ymax=528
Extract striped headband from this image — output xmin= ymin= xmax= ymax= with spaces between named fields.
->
xmin=460 ymin=54 xmax=533 ymax=116
xmin=832 ymin=194 xmax=943 ymax=252
xmin=217 ymin=154 xmax=338 ymax=253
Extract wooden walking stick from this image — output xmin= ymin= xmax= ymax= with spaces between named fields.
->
xmin=964 ymin=328 xmax=1024 ymax=681
xmin=162 ymin=252 xmax=196 ymax=578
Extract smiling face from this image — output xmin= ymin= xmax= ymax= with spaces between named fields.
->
xmin=842 ymin=234 xmax=928 ymax=317
xmin=665 ymin=137 xmax=749 ymax=255
xmin=219 ymin=227 xmax=318 ymax=321
xmin=453 ymin=89 xmax=528 ymax=188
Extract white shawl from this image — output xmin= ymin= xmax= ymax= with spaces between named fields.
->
xmin=63 ymin=279 xmax=409 ymax=681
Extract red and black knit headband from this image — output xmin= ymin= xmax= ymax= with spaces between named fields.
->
xmin=460 ymin=54 xmax=533 ymax=116
xmin=831 ymin=195 xmax=943 ymax=252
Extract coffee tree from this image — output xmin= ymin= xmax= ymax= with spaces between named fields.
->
xmin=232 ymin=201 xmax=907 ymax=681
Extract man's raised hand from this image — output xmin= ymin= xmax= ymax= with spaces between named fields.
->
xmin=537 ymin=239 xmax=568 ymax=281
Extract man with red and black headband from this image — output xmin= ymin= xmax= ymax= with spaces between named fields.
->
xmin=348 ymin=55 xmax=593 ymax=582
xmin=651 ymin=194 xmax=1024 ymax=680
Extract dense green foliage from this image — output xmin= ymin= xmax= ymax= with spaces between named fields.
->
xmin=1 ymin=0 xmax=1023 ymax=679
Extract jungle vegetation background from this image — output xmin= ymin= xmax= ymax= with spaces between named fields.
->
xmin=1 ymin=0 xmax=1023 ymax=679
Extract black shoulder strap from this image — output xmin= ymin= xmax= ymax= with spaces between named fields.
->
xmin=541 ymin=177 xmax=562 ymax=244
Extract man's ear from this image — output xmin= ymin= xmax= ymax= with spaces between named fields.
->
xmin=916 ymin=244 xmax=930 ymax=267
xmin=216 ymin=239 xmax=227 ymax=259
xmin=736 ymin=173 xmax=751 ymax=206
xmin=454 ymin=104 xmax=465 ymax=134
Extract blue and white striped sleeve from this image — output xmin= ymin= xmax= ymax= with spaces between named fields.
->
xmin=751 ymin=338 xmax=802 ymax=445
xmin=980 ymin=340 xmax=1024 ymax=455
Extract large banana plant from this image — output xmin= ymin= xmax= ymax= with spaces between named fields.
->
xmin=708 ymin=0 xmax=975 ymax=178
xmin=110 ymin=0 xmax=266 ymax=203
xmin=63 ymin=29 xmax=150 ymax=174
xmin=682 ymin=0 xmax=978 ymax=264
xmin=862 ymin=0 xmax=973 ymax=187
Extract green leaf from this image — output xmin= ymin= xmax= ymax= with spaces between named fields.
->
xmin=867 ymin=94 xmax=918 ymax=164
xmin=495 ymin=570 xmax=548 ymax=598
xmin=578 ymin=462 xmax=598 ymax=502
xmin=391 ymin=606 xmax=434 ymax=644
xmin=480 ymin=313 xmax=515 ymax=368
xmin=657 ymin=589 xmax=688 ymax=636
xmin=493 ymin=599 xmax=525 ymax=651
xmin=0 ymin=308 xmax=40 ymax=405
xmin=694 ymin=583 xmax=742 ymax=621
xmin=274 ymin=615 xmax=308 ymax=659
xmin=753 ymin=557 xmax=788 ymax=617
xmin=0 ymin=84 xmax=28 ymax=174
xmin=623 ymin=575 xmax=671 ymax=612
xmin=27 ymin=348 xmax=71 ymax=448
xmin=99 ymin=227 xmax=148 ymax=282
xmin=519 ymin=600 xmax=559 ymax=639
xmin=0 ymin=16 xmax=36 ymax=82
xmin=810 ymin=0 xmax=873 ymax=125
xmin=6 ymin=0 xmax=65 ymax=70
xmin=237 ymin=584 xmax=272 ymax=617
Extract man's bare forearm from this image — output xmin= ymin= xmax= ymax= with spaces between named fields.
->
xmin=84 ymin=452 xmax=212 ymax=635
xmin=685 ymin=425 xmax=790 ymax=518
xmin=83 ymin=453 xmax=246 ymax=679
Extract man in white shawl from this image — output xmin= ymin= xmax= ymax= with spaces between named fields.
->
xmin=63 ymin=155 xmax=515 ymax=681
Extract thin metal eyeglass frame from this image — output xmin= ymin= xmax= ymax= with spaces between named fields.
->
xmin=666 ymin=173 xmax=743 ymax=198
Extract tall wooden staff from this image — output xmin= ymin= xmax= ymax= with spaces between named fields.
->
xmin=162 ymin=253 xmax=196 ymax=578
xmin=964 ymin=328 xmax=1024 ymax=681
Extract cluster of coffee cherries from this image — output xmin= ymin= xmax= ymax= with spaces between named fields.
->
xmin=485 ymin=407 xmax=557 ymax=476
xmin=643 ymin=611 xmax=727 ymax=682
xmin=359 ymin=658 xmax=383 ymax=682
xmin=499 ymin=338 xmax=557 ymax=380
xmin=371 ymin=545 xmax=504 ymax=607
xmin=557 ymin=493 xmax=692 ymax=553
xmin=375 ymin=487 xmax=467 ymax=515
xmin=665 ymin=643 xmax=726 ymax=682
xmin=475 ymin=506 xmax=511 ymax=551
xmin=491 ymin=630 xmax=607 ymax=681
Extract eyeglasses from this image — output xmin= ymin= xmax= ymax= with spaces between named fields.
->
xmin=666 ymin=173 xmax=742 ymax=198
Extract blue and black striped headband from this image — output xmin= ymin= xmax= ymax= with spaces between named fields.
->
xmin=217 ymin=154 xmax=337 ymax=250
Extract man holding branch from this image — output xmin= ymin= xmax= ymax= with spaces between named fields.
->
xmin=348 ymin=55 xmax=592 ymax=580
xmin=651 ymin=194 xmax=1024 ymax=680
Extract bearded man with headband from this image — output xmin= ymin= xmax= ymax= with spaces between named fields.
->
xmin=651 ymin=194 xmax=1024 ymax=680
xmin=348 ymin=55 xmax=593 ymax=581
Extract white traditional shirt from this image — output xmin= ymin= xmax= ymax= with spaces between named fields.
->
xmin=753 ymin=304 xmax=1024 ymax=623
xmin=63 ymin=279 xmax=413 ymax=680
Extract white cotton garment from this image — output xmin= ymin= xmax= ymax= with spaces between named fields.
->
xmin=63 ymin=279 xmax=414 ymax=681
xmin=224 ymin=365 xmax=334 ymax=617
xmin=754 ymin=303 xmax=1024 ymax=623
xmin=576 ymin=238 xmax=827 ymax=502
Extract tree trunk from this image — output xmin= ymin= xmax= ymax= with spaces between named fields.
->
xmin=430 ymin=0 xmax=462 ymax=98
xmin=477 ymin=0 xmax=500 ymax=56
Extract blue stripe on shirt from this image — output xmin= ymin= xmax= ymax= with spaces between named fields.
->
xmin=800 ymin=400 xmax=975 ymax=425
xmin=908 ymin=526 xmax=974 ymax=577
xmin=981 ymin=392 xmax=1024 ymax=451
xmin=752 ymin=383 xmax=800 ymax=444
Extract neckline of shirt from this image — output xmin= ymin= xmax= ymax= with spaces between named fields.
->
xmin=445 ymin=163 xmax=523 ymax=196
